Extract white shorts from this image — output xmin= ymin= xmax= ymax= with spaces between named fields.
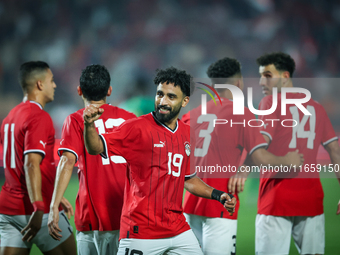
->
xmin=184 ymin=213 xmax=237 ymax=255
xmin=76 ymin=230 xmax=119 ymax=255
xmin=0 ymin=211 xmax=73 ymax=252
xmin=117 ymin=229 xmax=203 ymax=255
xmin=255 ymin=214 xmax=325 ymax=255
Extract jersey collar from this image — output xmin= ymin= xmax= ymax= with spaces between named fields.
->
xmin=29 ymin=101 xmax=43 ymax=110
xmin=151 ymin=112 xmax=178 ymax=133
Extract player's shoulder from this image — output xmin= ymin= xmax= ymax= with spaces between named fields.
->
xmin=65 ymin=108 xmax=84 ymax=124
xmin=178 ymin=118 xmax=191 ymax=133
xmin=104 ymin=104 xmax=137 ymax=119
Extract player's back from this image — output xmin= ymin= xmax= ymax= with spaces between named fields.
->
xmin=59 ymin=104 xmax=136 ymax=231
xmin=257 ymin=93 xmax=338 ymax=216
xmin=259 ymin=93 xmax=337 ymax=168
xmin=182 ymin=98 xmax=266 ymax=219
xmin=0 ymin=101 xmax=55 ymax=215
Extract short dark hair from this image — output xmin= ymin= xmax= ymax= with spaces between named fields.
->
xmin=19 ymin=61 xmax=50 ymax=92
xmin=79 ymin=64 xmax=111 ymax=101
xmin=256 ymin=52 xmax=296 ymax=77
xmin=153 ymin=67 xmax=192 ymax=97
xmin=207 ymin=57 xmax=241 ymax=79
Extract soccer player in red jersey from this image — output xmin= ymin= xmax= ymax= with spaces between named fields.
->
xmin=83 ymin=67 xmax=237 ymax=255
xmin=0 ymin=61 xmax=76 ymax=255
xmin=182 ymin=57 xmax=303 ymax=254
xmin=48 ymin=64 xmax=136 ymax=255
xmin=255 ymin=52 xmax=340 ymax=255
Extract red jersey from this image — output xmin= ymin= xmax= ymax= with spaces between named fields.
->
xmin=58 ymin=104 xmax=136 ymax=231
xmin=0 ymin=101 xmax=56 ymax=215
xmin=258 ymin=93 xmax=338 ymax=216
xmin=100 ymin=112 xmax=195 ymax=240
xmin=182 ymin=98 xmax=267 ymax=219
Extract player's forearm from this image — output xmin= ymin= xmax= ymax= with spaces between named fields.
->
xmin=50 ymin=155 xmax=75 ymax=210
xmin=24 ymin=161 xmax=43 ymax=203
xmin=251 ymin=148 xmax=285 ymax=167
xmin=184 ymin=176 xmax=214 ymax=199
xmin=84 ymin=122 xmax=104 ymax=155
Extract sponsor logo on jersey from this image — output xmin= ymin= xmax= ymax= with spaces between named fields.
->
xmin=154 ymin=141 xmax=165 ymax=147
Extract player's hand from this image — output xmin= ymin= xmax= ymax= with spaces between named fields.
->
xmin=221 ymin=193 xmax=236 ymax=216
xmin=60 ymin=197 xmax=74 ymax=219
xmin=337 ymin=200 xmax=340 ymax=215
xmin=48 ymin=206 xmax=62 ymax=241
xmin=21 ymin=210 xmax=44 ymax=242
xmin=285 ymin=149 xmax=304 ymax=167
xmin=228 ymin=171 xmax=248 ymax=194
xmin=83 ymin=104 xmax=104 ymax=124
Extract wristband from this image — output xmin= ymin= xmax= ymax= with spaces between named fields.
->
xmin=211 ymin=189 xmax=234 ymax=205
xmin=32 ymin=201 xmax=45 ymax=212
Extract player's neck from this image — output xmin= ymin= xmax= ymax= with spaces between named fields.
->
xmin=24 ymin=92 xmax=46 ymax=108
xmin=84 ymin=99 xmax=107 ymax=108
xmin=219 ymin=90 xmax=233 ymax=100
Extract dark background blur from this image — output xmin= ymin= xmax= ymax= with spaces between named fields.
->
xmin=0 ymin=0 xmax=340 ymax=137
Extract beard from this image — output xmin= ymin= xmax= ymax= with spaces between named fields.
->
xmin=154 ymin=104 xmax=182 ymax=124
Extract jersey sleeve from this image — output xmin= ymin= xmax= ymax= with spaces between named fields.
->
xmin=58 ymin=115 xmax=83 ymax=162
xmin=258 ymin=95 xmax=279 ymax=141
xmin=100 ymin=119 xmax=141 ymax=161
xmin=24 ymin=112 xmax=53 ymax=157
xmin=319 ymin=105 xmax=338 ymax=146
xmin=243 ymin=108 xmax=268 ymax=155
xmin=181 ymin=112 xmax=190 ymax=125
xmin=185 ymin=124 xmax=196 ymax=178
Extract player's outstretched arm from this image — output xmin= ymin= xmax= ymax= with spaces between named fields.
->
xmin=251 ymin=147 xmax=304 ymax=167
xmin=324 ymin=140 xmax=340 ymax=215
xmin=185 ymin=175 xmax=236 ymax=215
xmin=21 ymin=152 xmax=44 ymax=242
xmin=48 ymin=151 xmax=76 ymax=240
xmin=83 ymin=104 xmax=104 ymax=155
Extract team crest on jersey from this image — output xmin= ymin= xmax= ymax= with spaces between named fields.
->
xmin=184 ymin=142 xmax=191 ymax=156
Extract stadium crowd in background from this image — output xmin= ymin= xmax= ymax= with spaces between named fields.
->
xmin=1 ymin=0 xmax=340 ymax=131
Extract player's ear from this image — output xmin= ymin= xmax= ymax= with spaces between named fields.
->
xmin=36 ymin=80 xmax=43 ymax=91
xmin=107 ymin=86 xmax=112 ymax=96
xmin=182 ymin=96 xmax=190 ymax=108
xmin=77 ymin=86 xmax=83 ymax=96
xmin=282 ymin=71 xmax=290 ymax=85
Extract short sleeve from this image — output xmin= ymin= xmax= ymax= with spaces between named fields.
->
xmin=58 ymin=115 xmax=83 ymax=162
xmin=185 ymin=125 xmax=196 ymax=178
xmin=258 ymin=95 xmax=279 ymax=141
xmin=24 ymin=112 xmax=53 ymax=157
xmin=100 ymin=119 xmax=141 ymax=161
xmin=181 ymin=112 xmax=190 ymax=125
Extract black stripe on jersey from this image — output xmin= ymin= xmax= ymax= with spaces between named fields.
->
xmin=154 ymin=131 xmax=162 ymax=227
xmin=148 ymin=131 xmax=153 ymax=227
xmin=168 ymin=135 xmax=175 ymax=227
xmin=162 ymin=131 xmax=168 ymax=226
xmin=173 ymin=135 xmax=181 ymax=213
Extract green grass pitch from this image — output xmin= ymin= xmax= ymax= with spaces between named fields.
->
xmin=1 ymin=176 xmax=339 ymax=254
